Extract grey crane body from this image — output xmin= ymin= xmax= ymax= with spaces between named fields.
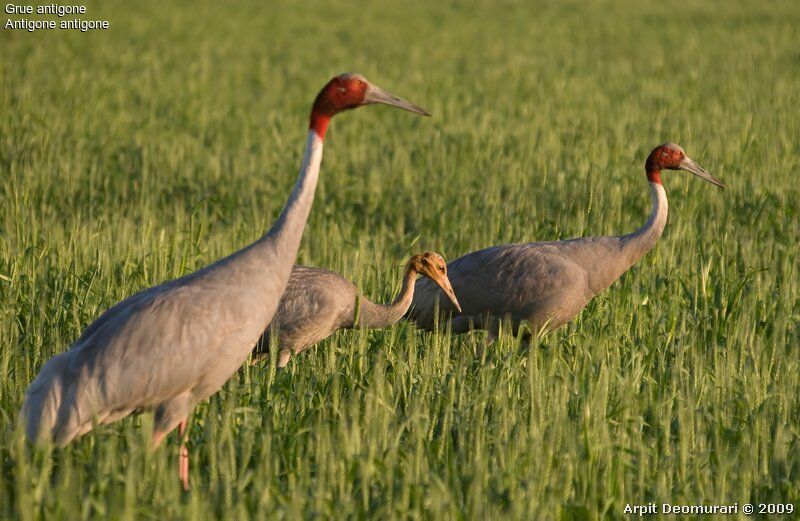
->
xmin=20 ymin=73 xmax=430 ymax=489
xmin=254 ymin=252 xmax=460 ymax=367
xmin=409 ymin=144 xmax=724 ymax=339
xmin=412 ymin=220 xmax=660 ymax=335
xmin=22 ymin=131 xmax=323 ymax=446
xmin=264 ymin=265 xmax=359 ymax=358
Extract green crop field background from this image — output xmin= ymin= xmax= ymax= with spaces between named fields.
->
xmin=1 ymin=0 xmax=799 ymax=519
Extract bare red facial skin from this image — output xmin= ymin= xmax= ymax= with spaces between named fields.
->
xmin=645 ymin=144 xmax=684 ymax=184
xmin=309 ymin=76 xmax=369 ymax=139
xmin=647 ymin=170 xmax=662 ymax=184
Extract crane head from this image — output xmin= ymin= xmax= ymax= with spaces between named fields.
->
xmin=310 ymin=73 xmax=430 ymax=137
xmin=410 ymin=252 xmax=462 ymax=313
xmin=645 ymin=143 xmax=726 ymax=189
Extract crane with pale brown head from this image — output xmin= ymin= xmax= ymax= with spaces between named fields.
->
xmin=253 ymin=252 xmax=461 ymax=367
xmin=408 ymin=143 xmax=725 ymax=344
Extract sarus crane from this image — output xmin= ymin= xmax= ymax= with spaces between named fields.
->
xmin=20 ymin=73 xmax=429 ymax=490
xmin=409 ymin=143 xmax=725 ymax=343
xmin=252 ymin=252 xmax=461 ymax=367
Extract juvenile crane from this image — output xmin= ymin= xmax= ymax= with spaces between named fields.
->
xmin=409 ymin=143 xmax=725 ymax=342
xmin=20 ymin=73 xmax=429 ymax=490
xmin=253 ymin=252 xmax=461 ymax=367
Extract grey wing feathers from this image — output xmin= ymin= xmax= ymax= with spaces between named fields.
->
xmin=410 ymin=245 xmax=521 ymax=328
xmin=21 ymin=275 xmax=263 ymax=445
xmin=410 ymin=236 xmax=631 ymax=333
xmin=409 ymin=243 xmax=585 ymax=328
xmin=258 ymin=266 xmax=357 ymax=355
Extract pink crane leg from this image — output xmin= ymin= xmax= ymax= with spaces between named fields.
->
xmin=178 ymin=418 xmax=189 ymax=491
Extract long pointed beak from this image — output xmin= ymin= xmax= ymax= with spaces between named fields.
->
xmin=363 ymin=84 xmax=431 ymax=116
xmin=680 ymin=157 xmax=726 ymax=189
xmin=431 ymin=272 xmax=462 ymax=313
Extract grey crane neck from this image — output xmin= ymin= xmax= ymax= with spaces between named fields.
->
xmin=225 ymin=131 xmax=324 ymax=275
xmin=621 ymin=181 xmax=668 ymax=266
xmin=266 ymin=131 xmax=324 ymax=255
xmin=191 ymin=130 xmax=325 ymax=310
xmin=354 ymin=265 xmax=418 ymax=328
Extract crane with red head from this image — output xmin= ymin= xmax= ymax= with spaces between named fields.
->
xmin=409 ymin=143 xmax=725 ymax=346
xmin=20 ymin=73 xmax=429 ymax=491
xmin=310 ymin=73 xmax=429 ymax=137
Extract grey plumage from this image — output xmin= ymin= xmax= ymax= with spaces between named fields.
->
xmin=409 ymin=143 xmax=725 ymax=340
xmin=22 ymin=250 xmax=294 ymax=444
xmin=253 ymin=252 xmax=460 ymax=367
xmin=21 ymin=131 xmax=324 ymax=448
xmin=19 ymin=73 xmax=430 ymax=477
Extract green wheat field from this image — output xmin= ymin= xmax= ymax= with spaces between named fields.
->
xmin=2 ymin=0 xmax=799 ymax=519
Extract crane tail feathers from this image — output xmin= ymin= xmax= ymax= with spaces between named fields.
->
xmin=19 ymin=353 xmax=85 ymax=446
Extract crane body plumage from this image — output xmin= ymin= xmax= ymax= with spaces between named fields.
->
xmin=409 ymin=144 xmax=723 ymax=339
xmin=19 ymin=73 xmax=430 ymax=489
xmin=264 ymin=266 xmax=357 ymax=358
xmin=254 ymin=252 xmax=460 ymax=366
xmin=22 ymin=130 xmax=323 ymax=447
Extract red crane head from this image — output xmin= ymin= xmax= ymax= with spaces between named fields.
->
xmin=645 ymin=143 xmax=725 ymax=188
xmin=310 ymin=73 xmax=430 ymax=138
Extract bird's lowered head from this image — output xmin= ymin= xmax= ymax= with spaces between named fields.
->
xmin=309 ymin=73 xmax=430 ymax=138
xmin=409 ymin=252 xmax=462 ymax=312
xmin=645 ymin=143 xmax=726 ymax=189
